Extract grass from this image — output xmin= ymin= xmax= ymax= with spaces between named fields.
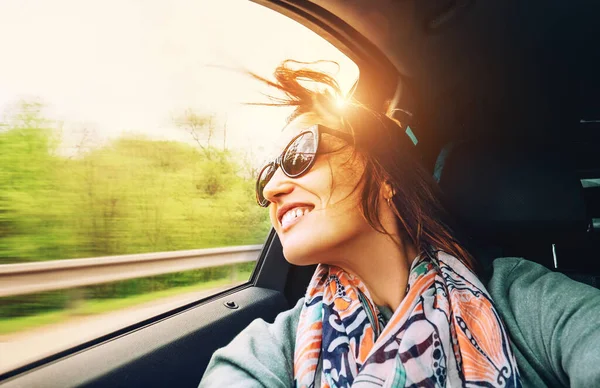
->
xmin=0 ymin=271 xmax=252 ymax=336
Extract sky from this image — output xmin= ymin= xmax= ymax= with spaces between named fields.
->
xmin=0 ymin=0 xmax=359 ymax=161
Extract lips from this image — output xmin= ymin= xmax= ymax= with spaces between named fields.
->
xmin=277 ymin=202 xmax=315 ymax=231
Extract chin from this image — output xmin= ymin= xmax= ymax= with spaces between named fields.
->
xmin=280 ymin=240 xmax=320 ymax=266
xmin=278 ymin=225 xmax=346 ymax=267
xmin=276 ymin=210 xmax=366 ymax=266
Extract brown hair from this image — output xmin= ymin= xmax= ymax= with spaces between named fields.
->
xmin=251 ymin=60 xmax=476 ymax=270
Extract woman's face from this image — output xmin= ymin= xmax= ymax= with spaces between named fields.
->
xmin=262 ymin=113 xmax=375 ymax=266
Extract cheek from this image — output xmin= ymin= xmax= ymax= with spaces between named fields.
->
xmin=325 ymin=154 xmax=365 ymax=207
xmin=269 ymin=206 xmax=278 ymax=227
xmin=293 ymin=154 xmax=365 ymax=232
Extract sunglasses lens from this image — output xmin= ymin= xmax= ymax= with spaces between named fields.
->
xmin=283 ymin=132 xmax=316 ymax=176
xmin=256 ymin=163 xmax=276 ymax=206
xmin=255 ymin=131 xmax=317 ymax=207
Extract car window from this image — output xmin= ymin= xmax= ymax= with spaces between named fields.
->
xmin=0 ymin=0 xmax=359 ymax=374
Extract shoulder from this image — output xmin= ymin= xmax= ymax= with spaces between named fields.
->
xmin=486 ymin=257 xmax=600 ymax=387
xmin=488 ymin=256 xmax=600 ymax=300
xmin=199 ymin=298 xmax=304 ymax=387
xmin=230 ymin=296 xmax=303 ymax=354
xmin=488 ymin=256 xmax=546 ymax=281
xmin=486 ymin=256 xmax=600 ymax=327
xmin=268 ymin=296 xmax=304 ymax=340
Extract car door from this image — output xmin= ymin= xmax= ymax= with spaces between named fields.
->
xmin=0 ymin=1 xmax=398 ymax=387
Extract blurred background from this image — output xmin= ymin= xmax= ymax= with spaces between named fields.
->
xmin=0 ymin=0 xmax=358 ymax=373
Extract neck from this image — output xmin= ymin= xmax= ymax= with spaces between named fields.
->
xmin=328 ymin=229 xmax=418 ymax=312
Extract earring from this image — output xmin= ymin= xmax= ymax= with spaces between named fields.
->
xmin=384 ymin=182 xmax=395 ymax=207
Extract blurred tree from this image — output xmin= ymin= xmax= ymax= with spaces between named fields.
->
xmin=0 ymin=100 xmax=271 ymax=264
xmin=174 ymin=109 xmax=216 ymax=157
xmin=0 ymin=100 xmax=73 ymax=263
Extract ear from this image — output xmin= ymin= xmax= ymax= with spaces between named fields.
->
xmin=381 ymin=181 xmax=396 ymax=201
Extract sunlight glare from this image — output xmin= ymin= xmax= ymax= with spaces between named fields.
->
xmin=335 ymin=95 xmax=347 ymax=110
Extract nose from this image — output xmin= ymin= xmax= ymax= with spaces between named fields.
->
xmin=262 ymin=166 xmax=294 ymax=204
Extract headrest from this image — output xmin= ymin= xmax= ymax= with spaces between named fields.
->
xmin=435 ymin=141 xmax=588 ymax=243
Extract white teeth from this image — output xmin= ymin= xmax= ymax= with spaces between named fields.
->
xmin=281 ymin=207 xmax=312 ymax=228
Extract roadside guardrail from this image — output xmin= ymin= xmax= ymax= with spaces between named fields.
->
xmin=0 ymin=245 xmax=263 ymax=297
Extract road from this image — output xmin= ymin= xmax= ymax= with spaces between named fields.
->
xmin=0 ymin=283 xmax=241 ymax=375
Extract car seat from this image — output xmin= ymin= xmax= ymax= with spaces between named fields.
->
xmin=433 ymin=139 xmax=596 ymax=285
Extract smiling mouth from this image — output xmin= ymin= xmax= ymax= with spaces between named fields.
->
xmin=280 ymin=206 xmax=313 ymax=231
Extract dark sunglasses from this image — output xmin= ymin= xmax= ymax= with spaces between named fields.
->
xmin=256 ymin=124 xmax=353 ymax=207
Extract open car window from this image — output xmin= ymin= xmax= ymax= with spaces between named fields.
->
xmin=0 ymin=0 xmax=359 ymax=375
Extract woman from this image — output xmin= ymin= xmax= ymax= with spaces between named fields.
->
xmin=200 ymin=61 xmax=600 ymax=387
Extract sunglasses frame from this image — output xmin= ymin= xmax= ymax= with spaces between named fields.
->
xmin=256 ymin=124 xmax=353 ymax=207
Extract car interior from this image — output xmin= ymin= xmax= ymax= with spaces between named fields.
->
xmin=1 ymin=0 xmax=599 ymax=387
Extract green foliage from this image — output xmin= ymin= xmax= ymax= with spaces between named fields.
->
xmin=0 ymin=103 xmax=269 ymax=332
xmin=0 ymin=104 xmax=271 ymax=264
xmin=0 ymin=291 xmax=71 ymax=318
xmin=0 ymin=101 xmax=75 ymax=263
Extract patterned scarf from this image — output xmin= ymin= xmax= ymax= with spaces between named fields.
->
xmin=293 ymin=249 xmax=521 ymax=387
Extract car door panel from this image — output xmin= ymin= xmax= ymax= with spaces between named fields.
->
xmin=1 ymin=286 xmax=288 ymax=388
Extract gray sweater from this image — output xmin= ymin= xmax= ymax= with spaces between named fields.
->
xmin=200 ymin=258 xmax=600 ymax=387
